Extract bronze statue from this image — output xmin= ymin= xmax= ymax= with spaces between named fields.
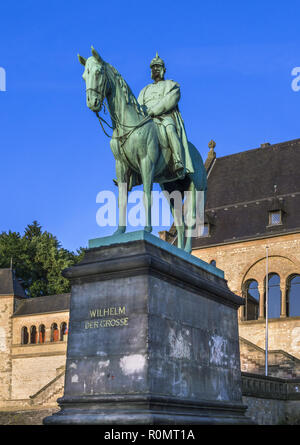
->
xmin=78 ymin=47 xmax=207 ymax=253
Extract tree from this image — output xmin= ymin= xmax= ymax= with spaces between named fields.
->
xmin=0 ymin=221 xmax=84 ymax=297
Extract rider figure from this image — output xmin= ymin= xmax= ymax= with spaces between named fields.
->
xmin=138 ymin=53 xmax=194 ymax=180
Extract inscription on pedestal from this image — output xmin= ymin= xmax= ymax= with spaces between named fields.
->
xmin=83 ymin=305 xmax=129 ymax=329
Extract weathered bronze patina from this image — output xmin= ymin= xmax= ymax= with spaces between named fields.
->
xmin=78 ymin=47 xmax=207 ymax=253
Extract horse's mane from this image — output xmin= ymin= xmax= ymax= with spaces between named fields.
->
xmin=106 ymin=63 xmax=146 ymax=116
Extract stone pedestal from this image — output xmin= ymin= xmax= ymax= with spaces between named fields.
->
xmin=44 ymin=231 xmax=252 ymax=424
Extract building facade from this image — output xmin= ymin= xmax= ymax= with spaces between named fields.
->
xmin=0 ymin=268 xmax=69 ymax=409
xmin=191 ymin=138 xmax=300 ymax=377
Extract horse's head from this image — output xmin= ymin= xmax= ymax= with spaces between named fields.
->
xmin=78 ymin=46 xmax=108 ymax=112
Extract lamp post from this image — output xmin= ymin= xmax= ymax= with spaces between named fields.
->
xmin=265 ymin=246 xmax=269 ymax=376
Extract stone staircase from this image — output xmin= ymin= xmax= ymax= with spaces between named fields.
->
xmin=240 ymin=337 xmax=300 ymax=379
xmin=29 ymin=368 xmax=65 ymax=407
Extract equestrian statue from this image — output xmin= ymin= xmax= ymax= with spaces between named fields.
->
xmin=78 ymin=47 xmax=207 ymax=253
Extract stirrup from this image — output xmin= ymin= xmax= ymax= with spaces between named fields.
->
xmin=174 ymin=161 xmax=184 ymax=172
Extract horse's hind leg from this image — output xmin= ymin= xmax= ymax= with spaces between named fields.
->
xmin=184 ymin=182 xmax=196 ymax=254
xmin=113 ymin=160 xmax=128 ymax=235
xmin=160 ymin=183 xmax=184 ymax=249
xmin=140 ymin=158 xmax=154 ymax=233
xmin=184 ymin=180 xmax=206 ymax=253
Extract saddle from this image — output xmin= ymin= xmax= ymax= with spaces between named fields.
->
xmin=113 ymin=119 xmax=185 ymax=190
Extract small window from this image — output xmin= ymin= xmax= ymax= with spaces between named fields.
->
xmin=197 ymin=223 xmax=210 ymax=237
xmin=51 ymin=323 xmax=59 ymax=342
xmin=287 ymin=274 xmax=300 ymax=317
xmin=269 ymin=211 xmax=282 ymax=226
xmin=60 ymin=322 xmax=68 ymax=341
xmin=21 ymin=326 xmax=29 ymax=345
xmin=39 ymin=324 xmax=46 ymax=343
xmin=30 ymin=325 xmax=37 ymax=344
xmin=265 ymin=273 xmax=281 ymax=319
xmin=243 ymin=279 xmax=259 ymax=321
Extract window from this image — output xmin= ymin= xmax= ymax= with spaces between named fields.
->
xmin=39 ymin=324 xmax=46 ymax=343
xmin=287 ymin=275 xmax=300 ymax=317
xmin=265 ymin=273 xmax=281 ymax=318
xmin=30 ymin=325 xmax=37 ymax=344
xmin=60 ymin=322 xmax=68 ymax=341
xmin=51 ymin=323 xmax=59 ymax=342
xmin=269 ymin=211 xmax=282 ymax=226
xmin=21 ymin=326 xmax=29 ymax=345
xmin=243 ymin=279 xmax=259 ymax=320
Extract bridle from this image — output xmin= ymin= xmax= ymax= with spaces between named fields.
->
xmin=88 ymin=71 xmax=151 ymax=144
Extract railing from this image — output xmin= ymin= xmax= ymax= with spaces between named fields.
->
xmin=242 ymin=372 xmax=300 ymax=400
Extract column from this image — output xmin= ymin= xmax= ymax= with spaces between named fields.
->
xmin=280 ymin=280 xmax=287 ymax=318
xmin=258 ymin=282 xmax=265 ymax=319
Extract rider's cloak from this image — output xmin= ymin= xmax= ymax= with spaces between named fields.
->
xmin=138 ymin=79 xmax=194 ymax=176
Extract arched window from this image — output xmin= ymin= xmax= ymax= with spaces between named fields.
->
xmin=21 ymin=326 xmax=29 ymax=345
xmin=60 ymin=322 xmax=68 ymax=341
xmin=51 ymin=323 xmax=59 ymax=342
xmin=38 ymin=324 xmax=46 ymax=343
xmin=210 ymin=260 xmax=216 ymax=267
xmin=265 ymin=273 xmax=281 ymax=319
xmin=242 ymin=279 xmax=259 ymax=320
xmin=30 ymin=325 xmax=37 ymax=344
xmin=287 ymin=274 xmax=300 ymax=317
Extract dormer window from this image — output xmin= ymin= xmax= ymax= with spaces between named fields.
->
xmin=269 ymin=210 xmax=282 ymax=226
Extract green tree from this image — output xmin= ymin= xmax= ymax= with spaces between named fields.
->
xmin=0 ymin=221 xmax=84 ymax=297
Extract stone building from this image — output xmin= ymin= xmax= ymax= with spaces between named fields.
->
xmin=191 ymin=137 xmax=300 ymax=378
xmin=0 ymin=268 xmax=69 ymax=410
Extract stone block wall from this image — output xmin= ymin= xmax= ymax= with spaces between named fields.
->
xmin=193 ymin=232 xmax=300 ymax=300
xmin=0 ymin=296 xmax=13 ymax=401
xmin=240 ymin=337 xmax=300 ymax=378
xmin=239 ymin=318 xmax=300 ymax=361
xmin=241 ymin=372 xmax=300 ymax=425
xmin=11 ymin=355 xmax=66 ymax=400
xmin=11 ymin=311 xmax=69 ymax=400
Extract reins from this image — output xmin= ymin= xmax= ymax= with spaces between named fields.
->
xmin=89 ymin=67 xmax=151 ymax=145
xmin=95 ymin=101 xmax=151 ymax=145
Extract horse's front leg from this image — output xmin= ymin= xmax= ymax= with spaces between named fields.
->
xmin=113 ymin=161 xmax=128 ymax=236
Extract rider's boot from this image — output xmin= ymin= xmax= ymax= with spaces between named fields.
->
xmin=169 ymin=132 xmax=185 ymax=179
xmin=174 ymin=159 xmax=185 ymax=180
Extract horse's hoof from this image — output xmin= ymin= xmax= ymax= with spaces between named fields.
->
xmin=144 ymin=226 xmax=152 ymax=233
xmin=113 ymin=227 xmax=126 ymax=236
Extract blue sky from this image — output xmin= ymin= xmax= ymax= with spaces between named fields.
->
xmin=0 ymin=0 xmax=299 ymax=252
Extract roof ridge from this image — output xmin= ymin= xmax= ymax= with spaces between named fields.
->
xmin=22 ymin=292 xmax=71 ymax=302
xmin=216 ymin=137 xmax=300 ymax=161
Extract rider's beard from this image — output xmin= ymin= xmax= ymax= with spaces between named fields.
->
xmin=151 ymin=67 xmax=165 ymax=82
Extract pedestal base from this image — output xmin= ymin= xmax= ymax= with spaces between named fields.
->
xmin=44 ymin=231 xmax=253 ymax=425
xmin=45 ymin=394 xmax=252 ymax=425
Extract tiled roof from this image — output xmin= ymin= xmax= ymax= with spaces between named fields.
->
xmin=193 ymin=138 xmax=300 ymax=248
xmin=12 ymin=293 xmax=70 ymax=317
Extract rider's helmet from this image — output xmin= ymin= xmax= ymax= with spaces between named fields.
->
xmin=150 ymin=52 xmax=165 ymax=69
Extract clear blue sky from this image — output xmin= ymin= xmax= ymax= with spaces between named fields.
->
xmin=0 ymin=0 xmax=299 ymax=252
